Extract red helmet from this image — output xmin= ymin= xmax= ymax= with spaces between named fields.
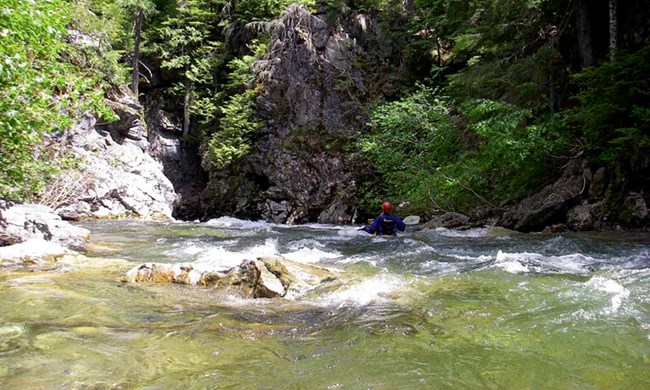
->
xmin=381 ymin=201 xmax=393 ymax=213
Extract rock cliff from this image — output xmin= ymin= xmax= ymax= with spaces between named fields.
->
xmin=55 ymin=87 xmax=177 ymax=221
xmin=199 ymin=5 xmax=403 ymax=224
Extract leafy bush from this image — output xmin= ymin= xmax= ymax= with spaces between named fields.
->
xmin=355 ymin=85 xmax=459 ymax=213
xmin=0 ymin=0 xmax=111 ymax=201
xmin=356 ymin=86 xmax=568 ymax=214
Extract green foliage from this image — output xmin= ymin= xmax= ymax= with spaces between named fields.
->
xmin=356 ymin=87 xmax=567 ymax=213
xmin=0 ymin=0 xmax=111 ymax=201
xmin=66 ymin=1 xmax=131 ymax=84
xmin=231 ymin=0 xmax=316 ymax=22
xmin=566 ymin=45 xmax=650 ymax=168
xmin=205 ymin=89 xmax=261 ymax=169
xmin=456 ymin=100 xmax=567 ymax=202
xmin=204 ymin=40 xmax=267 ymax=169
xmin=155 ymin=0 xmax=224 ymax=128
xmin=355 ymin=86 xmax=458 ymax=213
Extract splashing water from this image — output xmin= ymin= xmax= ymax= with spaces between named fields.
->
xmin=1 ymin=219 xmax=649 ymax=389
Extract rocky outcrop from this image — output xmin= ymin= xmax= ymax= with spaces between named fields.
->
xmin=0 ymin=201 xmax=95 ymax=269
xmin=145 ymin=92 xmax=207 ymax=220
xmin=122 ymin=256 xmax=340 ymax=299
xmin=200 ymin=5 xmax=403 ymax=224
xmin=496 ymin=158 xmax=648 ymax=232
xmin=497 ymin=159 xmax=588 ymax=232
xmin=56 ymin=87 xmax=177 ymax=220
xmin=0 ymin=201 xmax=90 ymax=251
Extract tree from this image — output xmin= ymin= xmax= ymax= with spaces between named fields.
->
xmin=0 ymin=0 xmax=112 ymax=200
xmin=156 ymin=0 xmax=225 ymax=137
xmin=118 ymin=0 xmax=156 ymax=98
xmin=608 ymin=0 xmax=618 ymax=60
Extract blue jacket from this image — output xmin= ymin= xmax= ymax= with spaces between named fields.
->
xmin=362 ymin=213 xmax=406 ymax=236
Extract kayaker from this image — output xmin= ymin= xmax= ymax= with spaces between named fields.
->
xmin=361 ymin=201 xmax=406 ymax=236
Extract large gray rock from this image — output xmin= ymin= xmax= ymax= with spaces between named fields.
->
xmin=566 ymin=203 xmax=599 ymax=231
xmin=0 ymin=201 xmax=90 ymax=251
xmin=200 ymin=5 xmax=406 ymax=223
xmin=497 ymin=159 xmax=587 ymax=232
xmin=419 ymin=212 xmax=472 ymax=230
xmin=621 ymin=192 xmax=648 ymax=226
xmin=56 ymin=88 xmax=176 ymax=220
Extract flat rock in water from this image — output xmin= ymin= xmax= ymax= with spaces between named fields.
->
xmin=122 ymin=256 xmax=340 ymax=299
xmin=0 ymin=239 xmax=68 ymax=268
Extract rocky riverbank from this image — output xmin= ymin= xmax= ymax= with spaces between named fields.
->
xmin=0 ymin=201 xmax=343 ymax=300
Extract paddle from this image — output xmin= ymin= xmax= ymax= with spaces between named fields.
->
xmin=403 ymin=215 xmax=421 ymax=226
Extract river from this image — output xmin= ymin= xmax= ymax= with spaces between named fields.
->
xmin=1 ymin=218 xmax=649 ymax=389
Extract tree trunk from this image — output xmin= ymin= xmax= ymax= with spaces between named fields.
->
xmin=131 ymin=9 xmax=143 ymax=98
xmin=405 ymin=0 xmax=415 ymax=15
xmin=609 ymin=0 xmax=618 ymax=60
xmin=183 ymin=74 xmax=192 ymax=138
xmin=575 ymin=0 xmax=594 ymax=68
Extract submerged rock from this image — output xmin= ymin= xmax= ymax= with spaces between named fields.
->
xmin=122 ymin=256 xmax=339 ymax=299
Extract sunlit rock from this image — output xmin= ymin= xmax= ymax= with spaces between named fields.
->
xmin=122 ymin=262 xmax=201 ymax=285
xmin=0 ymin=201 xmax=90 ymax=250
xmin=57 ymin=88 xmax=177 ymax=221
xmin=122 ymin=256 xmax=340 ymax=299
xmin=0 ymin=239 xmax=67 ymax=268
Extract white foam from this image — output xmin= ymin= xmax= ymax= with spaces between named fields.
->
xmin=494 ymin=250 xmax=530 ymax=273
xmin=493 ymin=250 xmax=599 ymax=275
xmin=448 ymin=254 xmax=494 ymax=262
xmin=192 ymin=238 xmax=280 ymax=272
xmin=283 ymin=247 xmax=342 ymax=264
xmin=433 ymin=227 xmax=490 ymax=238
xmin=585 ymin=276 xmax=630 ymax=313
xmin=313 ymin=273 xmax=406 ymax=307
xmin=204 ymin=217 xmax=273 ymax=231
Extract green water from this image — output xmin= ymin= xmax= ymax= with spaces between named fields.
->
xmin=1 ymin=219 xmax=648 ymax=389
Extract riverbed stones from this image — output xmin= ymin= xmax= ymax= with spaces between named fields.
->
xmin=122 ymin=256 xmax=339 ymax=299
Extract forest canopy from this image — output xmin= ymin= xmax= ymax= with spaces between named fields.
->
xmin=0 ymin=0 xmax=647 ymax=220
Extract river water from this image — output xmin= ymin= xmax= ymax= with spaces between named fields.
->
xmin=1 ymin=218 xmax=649 ymax=389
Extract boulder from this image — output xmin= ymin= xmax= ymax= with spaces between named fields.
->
xmin=566 ymin=203 xmax=599 ymax=231
xmin=588 ymin=167 xmax=608 ymax=201
xmin=621 ymin=192 xmax=648 ymax=227
xmin=497 ymin=159 xmax=587 ymax=232
xmin=0 ymin=201 xmax=90 ymax=250
xmin=122 ymin=256 xmax=339 ymax=299
xmin=425 ymin=212 xmax=472 ymax=229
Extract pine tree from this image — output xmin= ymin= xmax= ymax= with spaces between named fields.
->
xmin=156 ymin=0 xmax=225 ymax=137
xmin=118 ymin=0 xmax=156 ymax=98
